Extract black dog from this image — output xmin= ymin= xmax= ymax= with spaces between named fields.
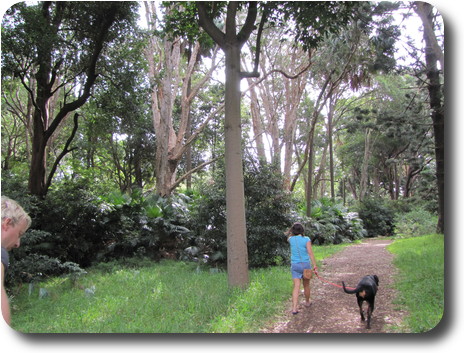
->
xmin=342 ymin=275 xmax=379 ymax=329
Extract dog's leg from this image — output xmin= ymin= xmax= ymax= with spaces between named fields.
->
xmin=366 ymin=298 xmax=375 ymax=329
xmin=366 ymin=304 xmax=372 ymax=329
xmin=357 ymin=296 xmax=365 ymax=322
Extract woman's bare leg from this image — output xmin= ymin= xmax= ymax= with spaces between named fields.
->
xmin=303 ymin=278 xmax=311 ymax=306
xmin=292 ymin=278 xmax=301 ymax=313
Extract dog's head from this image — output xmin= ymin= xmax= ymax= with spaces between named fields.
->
xmin=372 ymin=275 xmax=379 ymax=286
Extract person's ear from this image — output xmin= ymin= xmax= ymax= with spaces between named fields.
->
xmin=1 ymin=218 xmax=13 ymax=230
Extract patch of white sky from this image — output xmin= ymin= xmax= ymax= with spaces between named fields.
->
xmin=391 ymin=2 xmax=443 ymax=69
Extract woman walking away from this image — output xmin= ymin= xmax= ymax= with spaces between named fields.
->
xmin=286 ymin=222 xmax=317 ymax=315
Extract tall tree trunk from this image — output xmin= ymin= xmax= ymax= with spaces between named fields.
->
xmin=313 ymin=143 xmax=328 ymax=198
xmin=146 ymin=3 xmax=219 ymax=197
xmin=305 ymin=127 xmax=316 ymax=217
xmin=154 ymin=35 xmax=179 ymax=197
xmin=26 ymin=2 xmax=121 ymax=197
xmin=327 ymin=97 xmax=336 ymax=199
xmin=360 ymin=128 xmax=372 ymax=200
xmin=247 ymin=84 xmax=267 ymax=162
xmin=29 ymin=116 xmax=48 ymax=198
xmin=244 ymin=41 xmax=309 ymax=183
xmin=197 ymin=1 xmax=259 ymax=288
xmin=223 ymin=44 xmax=249 ymax=288
xmin=185 ymin=65 xmax=193 ymax=190
xmin=282 ymin=71 xmax=307 ymax=190
xmin=414 ymin=2 xmax=444 ymax=233
xmin=414 ymin=2 xmax=444 ymax=71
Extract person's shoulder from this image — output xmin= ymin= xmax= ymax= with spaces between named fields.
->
xmin=288 ymin=236 xmax=298 ymax=243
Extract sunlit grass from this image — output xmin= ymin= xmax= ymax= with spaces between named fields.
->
xmin=10 ymin=242 xmax=353 ymax=333
xmin=387 ymin=233 xmax=444 ymax=332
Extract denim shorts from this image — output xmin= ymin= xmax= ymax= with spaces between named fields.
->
xmin=291 ymin=262 xmax=312 ymax=279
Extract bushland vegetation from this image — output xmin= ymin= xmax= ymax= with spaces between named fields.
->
xmin=2 ymin=2 xmax=443 ymax=291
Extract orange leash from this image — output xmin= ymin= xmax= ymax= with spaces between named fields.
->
xmin=314 ymin=271 xmax=356 ymax=291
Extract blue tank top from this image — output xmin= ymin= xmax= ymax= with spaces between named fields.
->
xmin=1 ymin=247 xmax=9 ymax=272
xmin=288 ymin=236 xmax=310 ymax=264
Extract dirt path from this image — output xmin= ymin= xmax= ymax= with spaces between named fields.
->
xmin=261 ymin=238 xmax=408 ymax=333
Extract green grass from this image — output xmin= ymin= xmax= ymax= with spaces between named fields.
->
xmin=12 ymin=260 xmax=233 ymax=333
xmin=10 ymin=243 xmax=350 ymax=333
xmin=313 ymin=241 xmax=353 ymax=261
xmin=387 ymin=234 xmax=444 ymax=333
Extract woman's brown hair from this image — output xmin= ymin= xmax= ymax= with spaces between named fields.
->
xmin=291 ymin=222 xmax=304 ymax=235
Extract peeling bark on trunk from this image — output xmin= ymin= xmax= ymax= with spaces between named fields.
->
xmin=145 ymin=2 xmax=219 ymax=197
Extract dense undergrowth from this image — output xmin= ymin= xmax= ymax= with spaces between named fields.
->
xmin=3 ymin=164 xmax=375 ymax=287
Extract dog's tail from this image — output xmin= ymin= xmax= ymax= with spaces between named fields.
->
xmin=342 ymin=281 xmax=358 ymax=294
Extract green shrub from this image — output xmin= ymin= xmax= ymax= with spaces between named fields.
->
xmin=355 ymin=198 xmax=395 ymax=237
xmin=6 ymin=229 xmax=85 ymax=286
xmin=6 ymin=180 xmax=195 ymax=286
xmin=244 ymin=163 xmax=296 ymax=267
xmin=394 ymin=207 xmax=438 ymax=237
xmin=307 ymin=198 xmax=366 ymax=245
xmin=189 ymin=159 xmax=295 ymax=268
xmin=7 ymin=254 xmax=86 ymax=286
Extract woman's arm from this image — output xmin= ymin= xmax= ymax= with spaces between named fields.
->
xmin=285 ymin=228 xmax=292 ymax=241
xmin=306 ymin=241 xmax=318 ymax=274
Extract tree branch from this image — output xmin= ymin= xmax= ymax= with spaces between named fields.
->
xmin=45 ymin=5 xmax=119 ymax=140
xmin=240 ymin=2 xmax=268 ymax=79
xmin=196 ymin=2 xmax=225 ymax=47
xmin=45 ymin=113 xmax=79 ymax=190
xmin=237 ymin=1 xmax=258 ymax=45
xmin=172 ymin=102 xmax=225 ymax=161
xmin=170 ymin=157 xmax=221 ymax=192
